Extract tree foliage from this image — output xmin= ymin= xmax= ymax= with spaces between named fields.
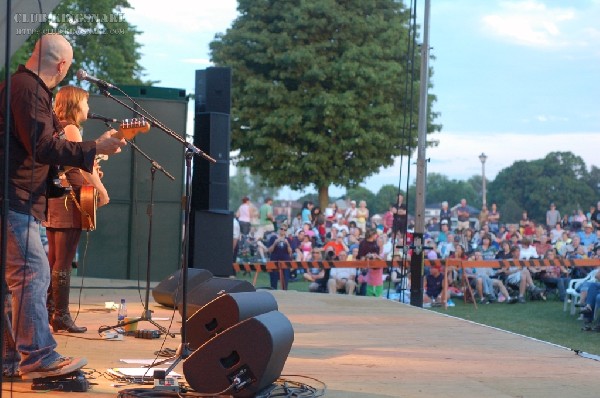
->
xmin=8 ymin=0 xmax=151 ymax=87
xmin=488 ymin=152 xmax=596 ymax=224
xmin=411 ymin=172 xmax=478 ymax=211
xmin=210 ymin=0 xmax=440 ymax=210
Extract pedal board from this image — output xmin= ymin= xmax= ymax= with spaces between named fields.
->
xmin=31 ymin=370 xmax=89 ymax=392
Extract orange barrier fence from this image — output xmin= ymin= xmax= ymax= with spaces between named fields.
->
xmin=233 ymin=258 xmax=600 ymax=291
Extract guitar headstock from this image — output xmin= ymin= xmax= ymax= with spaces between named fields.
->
xmin=113 ymin=118 xmax=151 ymax=140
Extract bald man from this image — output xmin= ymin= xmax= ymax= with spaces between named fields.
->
xmin=0 ymin=34 xmax=125 ymax=379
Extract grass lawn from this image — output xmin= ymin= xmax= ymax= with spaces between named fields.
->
xmin=236 ymin=270 xmax=600 ymax=357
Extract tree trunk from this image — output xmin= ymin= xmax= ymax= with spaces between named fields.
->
xmin=318 ymin=185 xmax=329 ymax=214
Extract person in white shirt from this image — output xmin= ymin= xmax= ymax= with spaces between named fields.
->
xmin=327 ymin=251 xmax=356 ymax=294
xmin=519 ymin=237 xmax=539 ymax=259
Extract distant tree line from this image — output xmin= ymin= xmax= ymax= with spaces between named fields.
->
xmin=232 ymin=151 xmax=600 ymax=226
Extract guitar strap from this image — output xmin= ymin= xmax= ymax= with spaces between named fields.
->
xmin=66 ymin=188 xmax=94 ymax=230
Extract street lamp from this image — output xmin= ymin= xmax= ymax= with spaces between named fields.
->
xmin=479 ymin=152 xmax=488 ymax=206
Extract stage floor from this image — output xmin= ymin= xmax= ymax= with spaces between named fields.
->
xmin=2 ymin=277 xmax=599 ymax=397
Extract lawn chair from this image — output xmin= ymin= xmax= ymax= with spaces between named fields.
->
xmin=564 ymin=269 xmax=598 ymax=315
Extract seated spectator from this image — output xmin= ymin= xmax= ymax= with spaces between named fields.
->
xmin=534 ymin=235 xmax=552 ymax=258
xmin=496 ymin=246 xmax=545 ymax=303
xmin=578 ymin=223 xmax=598 ymax=248
xmin=580 ymin=282 xmax=600 ymax=331
xmin=423 ymin=265 xmax=446 ymax=306
xmin=495 ymin=240 xmax=512 ymax=260
xmin=327 ymin=251 xmax=357 ymax=295
xmin=549 ymin=222 xmax=563 ymax=244
xmin=303 ymin=248 xmax=326 ymax=292
xmin=519 ymin=237 xmax=539 ymax=259
xmin=539 ymin=249 xmax=570 ymax=301
xmin=477 ymin=233 xmax=498 ymax=260
xmin=322 ymin=232 xmax=348 ymax=257
xmin=332 ymin=214 xmax=349 ymax=235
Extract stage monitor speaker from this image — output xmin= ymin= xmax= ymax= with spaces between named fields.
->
xmin=185 ymin=291 xmax=278 ymax=351
xmin=152 ymin=268 xmax=213 ymax=308
xmin=192 ymin=112 xmax=230 ymax=211
xmin=188 ymin=210 xmax=234 ymax=277
xmin=195 ymin=67 xmax=231 ymax=114
xmin=183 ymin=311 xmax=294 ymax=398
xmin=178 ymin=277 xmax=256 ymax=319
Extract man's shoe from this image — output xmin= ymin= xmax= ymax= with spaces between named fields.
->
xmin=20 ymin=356 xmax=87 ymax=380
xmin=518 ymin=297 xmax=526 ymax=304
xmin=507 ymin=297 xmax=519 ymax=304
xmin=580 ymin=305 xmax=593 ymax=315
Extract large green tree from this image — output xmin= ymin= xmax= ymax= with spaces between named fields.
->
xmin=488 ymin=151 xmax=596 ymax=224
xmin=7 ymin=0 xmax=151 ymax=87
xmin=210 ymin=0 xmax=440 ymax=211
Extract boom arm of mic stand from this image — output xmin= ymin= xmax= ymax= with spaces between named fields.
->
xmin=98 ymin=87 xmax=216 ymax=164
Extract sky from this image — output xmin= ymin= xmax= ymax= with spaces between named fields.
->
xmin=122 ymin=0 xmax=600 ymax=200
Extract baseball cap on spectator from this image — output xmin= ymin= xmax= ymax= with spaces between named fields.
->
xmin=441 ymin=220 xmax=448 ymax=225
xmin=585 ymin=223 xmax=593 ymax=229
xmin=350 ymin=200 xmax=356 ymax=204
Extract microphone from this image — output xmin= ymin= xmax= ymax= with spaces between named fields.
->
xmin=87 ymin=112 xmax=118 ymax=123
xmin=76 ymin=69 xmax=115 ymax=89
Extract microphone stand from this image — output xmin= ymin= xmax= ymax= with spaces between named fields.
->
xmin=97 ymin=121 xmax=176 ymax=337
xmin=95 ymin=86 xmax=215 ymax=372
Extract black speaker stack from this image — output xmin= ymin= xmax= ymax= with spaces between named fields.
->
xmin=190 ymin=67 xmax=234 ymax=277
xmin=152 ymin=271 xmax=294 ymax=397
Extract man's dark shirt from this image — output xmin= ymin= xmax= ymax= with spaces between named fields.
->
xmin=393 ymin=203 xmax=407 ymax=233
xmin=0 ymin=65 xmax=96 ymax=220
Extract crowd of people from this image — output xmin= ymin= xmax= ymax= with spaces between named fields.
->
xmin=234 ymin=196 xmax=600 ymax=333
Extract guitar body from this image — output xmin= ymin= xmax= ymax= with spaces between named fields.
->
xmin=79 ymin=185 xmax=97 ymax=231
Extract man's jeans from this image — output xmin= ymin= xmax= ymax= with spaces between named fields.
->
xmin=1 ymin=210 xmax=60 ymax=373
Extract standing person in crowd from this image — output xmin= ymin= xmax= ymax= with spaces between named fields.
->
xmin=301 ymin=200 xmax=313 ymax=224
xmin=546 ymin=203 xmax=561 ymax=232
xmin=0 ymin=33 xmax=125 ymax=379
xmin=356 ymin=200 xmax=369 ymax=233
xmin=488 ymin=203 xmax=500 ymax=234
xmin=345 ymin=200 xmax=358 ymax=225
xmin=392 ymin=193 xmax=408 ymax=236
xmin=439 ymin=201 xmax=452 ymax=226
xmin=478 ymin=204 xmax=489 ymax=228
xmin=44 ymin=86 xmax=110 ymax=334
xmin=383 ymin=203 xmax=394 ymax=234
xmin=236 ymin=196 xmax=252 ymax=236
xmin=357 ymin=229 xmax=384 ymax=297
xmin=267 ymin=225 xmax=292 ymax=289
xmin=590 ymin=201 xmax=600 ymax=230
xmin=257 ymin=197 xmax=274 ymax=239
xmin=311 ymin=206 xmax=326 ymax=240
xmin=456 ymin=198 xmax=470 ymax=232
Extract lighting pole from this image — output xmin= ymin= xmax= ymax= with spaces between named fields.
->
xmin=479 ymin=152 xmax=488 ymax=206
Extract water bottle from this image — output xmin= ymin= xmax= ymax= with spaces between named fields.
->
xmin=117 ymin=298 xmax=127 ymax=323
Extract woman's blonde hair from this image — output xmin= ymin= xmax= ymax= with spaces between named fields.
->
xmin=54 ymin=85 xmax=89 ymax=128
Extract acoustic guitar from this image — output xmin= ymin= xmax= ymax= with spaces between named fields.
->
xmin=79 ymin=119 xmax=151 ymax=231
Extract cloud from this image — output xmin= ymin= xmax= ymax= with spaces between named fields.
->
xmin=126 ymin=0 xmax=238 ymax=34
xmin=481 ymin=1 xmax=578 ymax=48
